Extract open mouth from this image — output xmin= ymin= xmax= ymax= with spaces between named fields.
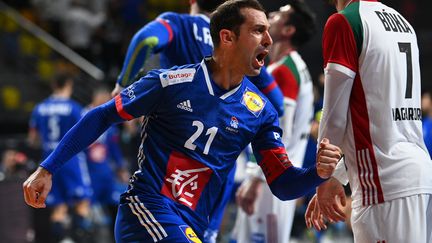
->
xmin=255 ymin=50 xmax=268 ymax=67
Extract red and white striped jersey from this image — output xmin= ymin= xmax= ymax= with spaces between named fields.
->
xmin=319 ymin=0 xmax=432 ymax=208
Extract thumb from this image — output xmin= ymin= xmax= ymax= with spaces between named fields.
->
xmin=37 ymin=186 xmax=50 ymax=207
xmin=320 ymin=138 xmax=329 ymax=147
xmin=339 ymin=190 xmax=346 ymax=207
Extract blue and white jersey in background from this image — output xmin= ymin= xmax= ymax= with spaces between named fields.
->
xmin=114 ymin=58 xmax=284 ymax=228
xmin=29 ymin=96 xmax=83 ymax=158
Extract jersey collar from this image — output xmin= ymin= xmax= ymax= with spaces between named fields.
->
xmin=200 ymin=57 xmax=243 ymax=101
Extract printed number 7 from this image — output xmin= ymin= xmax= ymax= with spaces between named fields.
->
xmin=184 ymin=121 xmax=218 ymax=155
xmin=398 ymin=42 xmax=412 ymax=99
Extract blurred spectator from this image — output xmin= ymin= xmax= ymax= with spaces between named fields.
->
xmin=0 ymin=149 xmax=31 ymax=180
xmin=60 ymin=0 xmax=105 ymax=61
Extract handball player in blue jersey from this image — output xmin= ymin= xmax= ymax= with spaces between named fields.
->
xmin=28 ymin=74 xmax=92 ymax=242
xmin=111 ymin=0 xmax=284 ymax=240
xmin=24 ymin=1 xmax=342 ymax=242
xmin=111 ymin=0 xmax=284 ymax=116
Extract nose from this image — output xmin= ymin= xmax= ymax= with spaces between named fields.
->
xmin=263 ymin=30 xmax=273 ymax=48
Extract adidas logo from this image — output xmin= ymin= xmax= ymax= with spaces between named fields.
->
xmin=177 ymin=100 xmax=193 ymax=112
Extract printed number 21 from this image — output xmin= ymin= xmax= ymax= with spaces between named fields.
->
xmin=184 ymin=121 xmax=218 ymax=155
xmin=398 ymin=42 xmax=412 ymax=99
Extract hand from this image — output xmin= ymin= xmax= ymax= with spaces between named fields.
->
xmin=316 ymin=138 xmax=342 ymax=179
xmin=305 ymin=194 xmax=327 ymax=231
xmin=235 ymin=177 xmax=263 ymax=215
xmin=111 ymin=83 xmax=124 ymax=97
xmin=316 ymin=177 xmax=346 ymax=222
xmin=23 ymin=166 xmax=52 ymax=208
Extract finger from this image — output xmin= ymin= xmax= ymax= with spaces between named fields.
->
xmin=320 ymin=138 xmax=329 ymax=146
xmin=322 ymin=203 xmax=345 ymax=222
xmin=318 ymin=149 xmax=341 ymax=161
xmin=339 ymin=191 xmax=347 ymax=207
xmin=23 ymin=181 xmax=32 ymax=206
xmin=305 ymin=199 xmax=315 ymax=228
xmin=37 ymin=187 xmax=49 ymax=208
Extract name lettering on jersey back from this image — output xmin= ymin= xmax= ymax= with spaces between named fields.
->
xmin=193 ymin=23 xmax=213 ymax=47
xmin=161 ymin=151 xmax=213 ymax=210
xmin=375 ymin=10 xmax=412 ymax=34
xmin=38 ymin=104 xmax=72 ymax=116
xmin=160 ymin=69 xmax=196 ymax=87
xmin=392 ymin=107 xmax=422 ymax=121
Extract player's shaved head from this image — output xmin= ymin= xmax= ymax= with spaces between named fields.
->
xmin=210 ymin=0 xmax=265 ymax=47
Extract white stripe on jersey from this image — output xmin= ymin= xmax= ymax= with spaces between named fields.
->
xmin=128 ymin=196 xmax=168 ymax=242
xmin=201 ymin=59 xmax=214 ymax=96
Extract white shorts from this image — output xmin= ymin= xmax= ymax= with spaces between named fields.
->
xmin=351 ymin=193 xmax=432 ymax=243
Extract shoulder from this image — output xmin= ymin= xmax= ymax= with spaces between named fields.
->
xmin=157 ymin=11 xmax=183 ymax=22
xmin=325 ymin=13 xmax=349 ymax=30
xmin=141 ymin=63 xmax=201 ymax=89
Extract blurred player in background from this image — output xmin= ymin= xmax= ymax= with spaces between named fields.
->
xmin=232 ymin=1 xmax=316 ymax=242
xmin=84 ymin=86 xmax=130 ymax=239
xmin=23 ymin=1 xmax=342 ymax=242
xmin=28 ymin=74 xmax=93 ymax=242
xmin=305 ymin=0 xmax=432 ymax=242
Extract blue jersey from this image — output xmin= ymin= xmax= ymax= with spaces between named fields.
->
xmin=423 ymin=116 xmax=432 ymax=155
xmin=115 ymin=58 xmax=284 ymax=227
xmin=116 ymin=12 xmax=284 ymax=115
xmin=29 ymin=96 xmax=83 ymax=158
xmin=85 ymin=125 xmax=126 ymax=205
xmin=30 ymin=96 xmax=92 ymax=205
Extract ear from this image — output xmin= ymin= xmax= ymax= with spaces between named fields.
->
xmin=281 ymin=25 xmax=296 ymax=38
xmin=219 ymin=29 xmax=236 ymax=46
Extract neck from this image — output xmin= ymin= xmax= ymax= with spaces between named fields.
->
xmin=270 ymin=41 xmax=295 ymax=63
xmin=337 ymin=0 xmax=354 ymax=11
xmin=52 ymin=89 xmax=71 ymax=98
xmin=210 ymin=52 xmax=244 ymax=90
xmin=190 ymin=3 xmax=209 ymax=16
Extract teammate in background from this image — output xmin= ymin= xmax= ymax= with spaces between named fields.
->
xmin=232 ymin=2 xmax=316 ymax=242
xmin=304 ymin=0 xmax=432 ymax=242
xmin=28 ymin=74 xmax=93 ymax=242
xmin=110 ymin=0 xmax=284 ymax=240
xmin=84 ymin=86 xmax=130 ymax=238
xmin=110 ymin=0 xmax=284 ymax=116
xmin=23 ymin=1 xmax=343 ymax=242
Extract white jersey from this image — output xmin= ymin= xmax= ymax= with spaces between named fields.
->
xmin=320 ymin=0 xmax=432 ymax=208
xmin=268 ymin=50 xmax=314 ymax=165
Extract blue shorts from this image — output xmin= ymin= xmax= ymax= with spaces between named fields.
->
xmin=114 ymin=194 xmax=205 ymax=243
xmin=46 ymin=153 xmax=92 ymax=206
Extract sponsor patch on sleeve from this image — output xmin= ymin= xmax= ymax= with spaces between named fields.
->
xmin=159 ymin=68 xmax=196 ymax=87
xmin=241 ymin=88 xmax=266 ymax=117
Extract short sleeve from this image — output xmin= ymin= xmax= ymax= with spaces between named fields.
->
xmin=323 ymin=13 xmax=359 ymax=72
xmin=271 ymin=65 xmax=299 ymax=101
